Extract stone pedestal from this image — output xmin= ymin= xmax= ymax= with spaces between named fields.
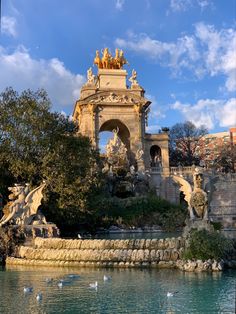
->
xmin=98 ymin=69 xmax=127 ymax=89
xmin=183 ymin=218 xmax=214 ymax=238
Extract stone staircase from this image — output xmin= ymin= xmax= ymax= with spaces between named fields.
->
xmin=6 ymin=237 xmax=185 ymax=268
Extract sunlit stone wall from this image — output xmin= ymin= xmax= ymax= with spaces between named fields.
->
xmin=7 ymin=237 xmax=185 ymax=268
xmin=6 ymin=237 xmax=227 ymax=271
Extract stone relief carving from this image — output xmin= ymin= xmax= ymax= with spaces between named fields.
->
xmin=89 ymin=92 xmax=141 ymax=104
xmin=0 ymin=182 xmax=47 ymax=227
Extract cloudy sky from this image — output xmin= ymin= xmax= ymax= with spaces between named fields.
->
xmin=1 ymin=0 xmax=236 ymax=134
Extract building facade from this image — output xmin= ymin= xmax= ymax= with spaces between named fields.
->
xmin=197 ymin=127 xmax=236 ymax=168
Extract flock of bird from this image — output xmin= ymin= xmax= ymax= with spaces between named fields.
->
xmin=23 ymin=273 xmax=177 ymax=303
xmin=23 ymin=273 xmax=112 ymax=302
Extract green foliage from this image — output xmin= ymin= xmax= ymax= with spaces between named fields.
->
xmin=210 ymin=221 xmax=222 ymax=231
xmin=183 ymin=229 xmax=233 ymax=260
xmin=0 ymin=87 xmax=102 ymax=232
xmin=89 ymin=194 xmax=187 ymax=231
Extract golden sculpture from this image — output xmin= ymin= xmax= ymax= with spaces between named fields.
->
xmin=93 ymin=48 xmax=128 ymax=69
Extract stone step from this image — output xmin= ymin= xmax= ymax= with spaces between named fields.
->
xmin=33 ymin=237 xmax=184 ymax=251
xmin=16 ymin=246 xmax=182 ymax=263
xmin=6 ymin=257 xmax=177 ymax=269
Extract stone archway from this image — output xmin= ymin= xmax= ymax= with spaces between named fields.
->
xmin=150 ymin=145 xmax=162 ymax=167
xmin=72 ymin=54 xmax=169 ymax=172
xmin=99 ymin=119 xmax=130 ymax=151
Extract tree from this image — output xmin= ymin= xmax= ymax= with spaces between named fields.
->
xmin=169 ymin=121 xmax=208 ymax=166
xmin=213 ymin=143 xmax=236 ymax=173
xmin=0 ymin=87 xmax=102 ymax=231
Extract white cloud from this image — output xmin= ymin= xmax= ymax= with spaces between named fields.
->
xmin=2 ymin=16 xmax=17 ymax=37
xmin=115 ymin=0 xmax=125 ymax=11
xmin=115 ymin=22 xmax=236 ymax=91
xmin=217 ymin=98 xmax=236 ymax=127
xmin=146 ymin=124 xmax=161 ymax=133
xmin=170 ymin=0 xmax=192 ymax=12
xmin=0 ymin=45 xmax=85 ymax=111
xmin=169 ymin=0 xmax=213 ymax=12
xmin=146 ymin=94 xmax=166 ymax=119
xmin=171 ymin=98 xmax=236 ymax=129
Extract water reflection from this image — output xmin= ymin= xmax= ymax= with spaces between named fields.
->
xmin=0 ymin=266 xmax=235 ymax=313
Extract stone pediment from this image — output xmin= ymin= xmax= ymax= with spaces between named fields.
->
xmin=79 ymin=91 xmax=149 ymax=106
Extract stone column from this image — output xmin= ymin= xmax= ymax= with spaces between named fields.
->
xmin=161 ymin=146 xmax=170 ymax=176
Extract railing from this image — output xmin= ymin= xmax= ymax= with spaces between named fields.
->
xmin=170 ymin=166 xmax=193 ymax=175
xmin=150 ymin=166 xmax=236 ymax=178
xmin=150 ymin=166 xmax=162 ymax=173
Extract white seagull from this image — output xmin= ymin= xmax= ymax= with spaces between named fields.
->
xmin=23 ymin=286 xmax=33 ymax=293
xmin=36 ymin=292 xmax=42 ymax=301
xmin=103 ymin=275 xmax=111 ymax=281
xmin=167 ymin=291 xmax=178 ymax=297
xmin=89 ymin=281 xmax=98 ymax=289
xmin=58 ymin=281 xmax=64 ymax=288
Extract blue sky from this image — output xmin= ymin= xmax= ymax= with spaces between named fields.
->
xmin=1 ymin=0 xmax=236 ymax=134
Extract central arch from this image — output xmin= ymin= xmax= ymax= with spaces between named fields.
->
xmin=99 ymin=119 xmax=130 ymax=151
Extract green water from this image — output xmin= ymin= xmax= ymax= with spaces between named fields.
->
xmin=0 ymin=266 xmax=235 ymax=314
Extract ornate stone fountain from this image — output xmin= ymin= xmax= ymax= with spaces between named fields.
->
xmin=102 ymin=128 xmax=150 ymax=197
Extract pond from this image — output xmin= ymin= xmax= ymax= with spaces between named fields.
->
xmin=0 ymin=265 xmax=235 ymax=313
xmin=94 ymin=231 xmax=181 ymax=240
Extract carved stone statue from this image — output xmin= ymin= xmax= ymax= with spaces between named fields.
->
xmin=118 ymin=50 xmax=128 ymax=68
xmin=101 ymin=48 xmax=112 ymax=69
xmin=0 ymin=182 xmax=47 ymax=227
xmin=129 ymin=69 xmax=139 ymax=86
xmin=94 ymin=50 xmax=103 ymax=68
xmin=112 ymin=48 xmax=120 ymax=69
xmin=130 ymin=165 xmax=136 ymax=175
xmin=86 ymin=67 xmax=96 ymax=84
xmin=172 ymin=167 xmax=208 ymax=220
xmin=135 ymin=148 xmax=144 ymax=161
xmin=105 ymin=127 xmax=128 ymax=168
xmin=190 ymin=170 xmax=208 ymax=219
xmin=93 ymin=48 xmax=128 ymax=70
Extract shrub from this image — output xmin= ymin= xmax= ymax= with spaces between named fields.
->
xmin=90 ymin=194 xmax=187 ymax=231
xmin=183 ymin=229 xmax=233 ymax=260
xmin=210 ymin=221 xmax=222 ymax=231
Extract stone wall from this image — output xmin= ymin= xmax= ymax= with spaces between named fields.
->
xmin=6 ymin=237 xmax=228 ymax=271
xmin=7 ymin=237 xmax=185 ymax=268
xmin=209 ymin=174 xmax=236 ymax=232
